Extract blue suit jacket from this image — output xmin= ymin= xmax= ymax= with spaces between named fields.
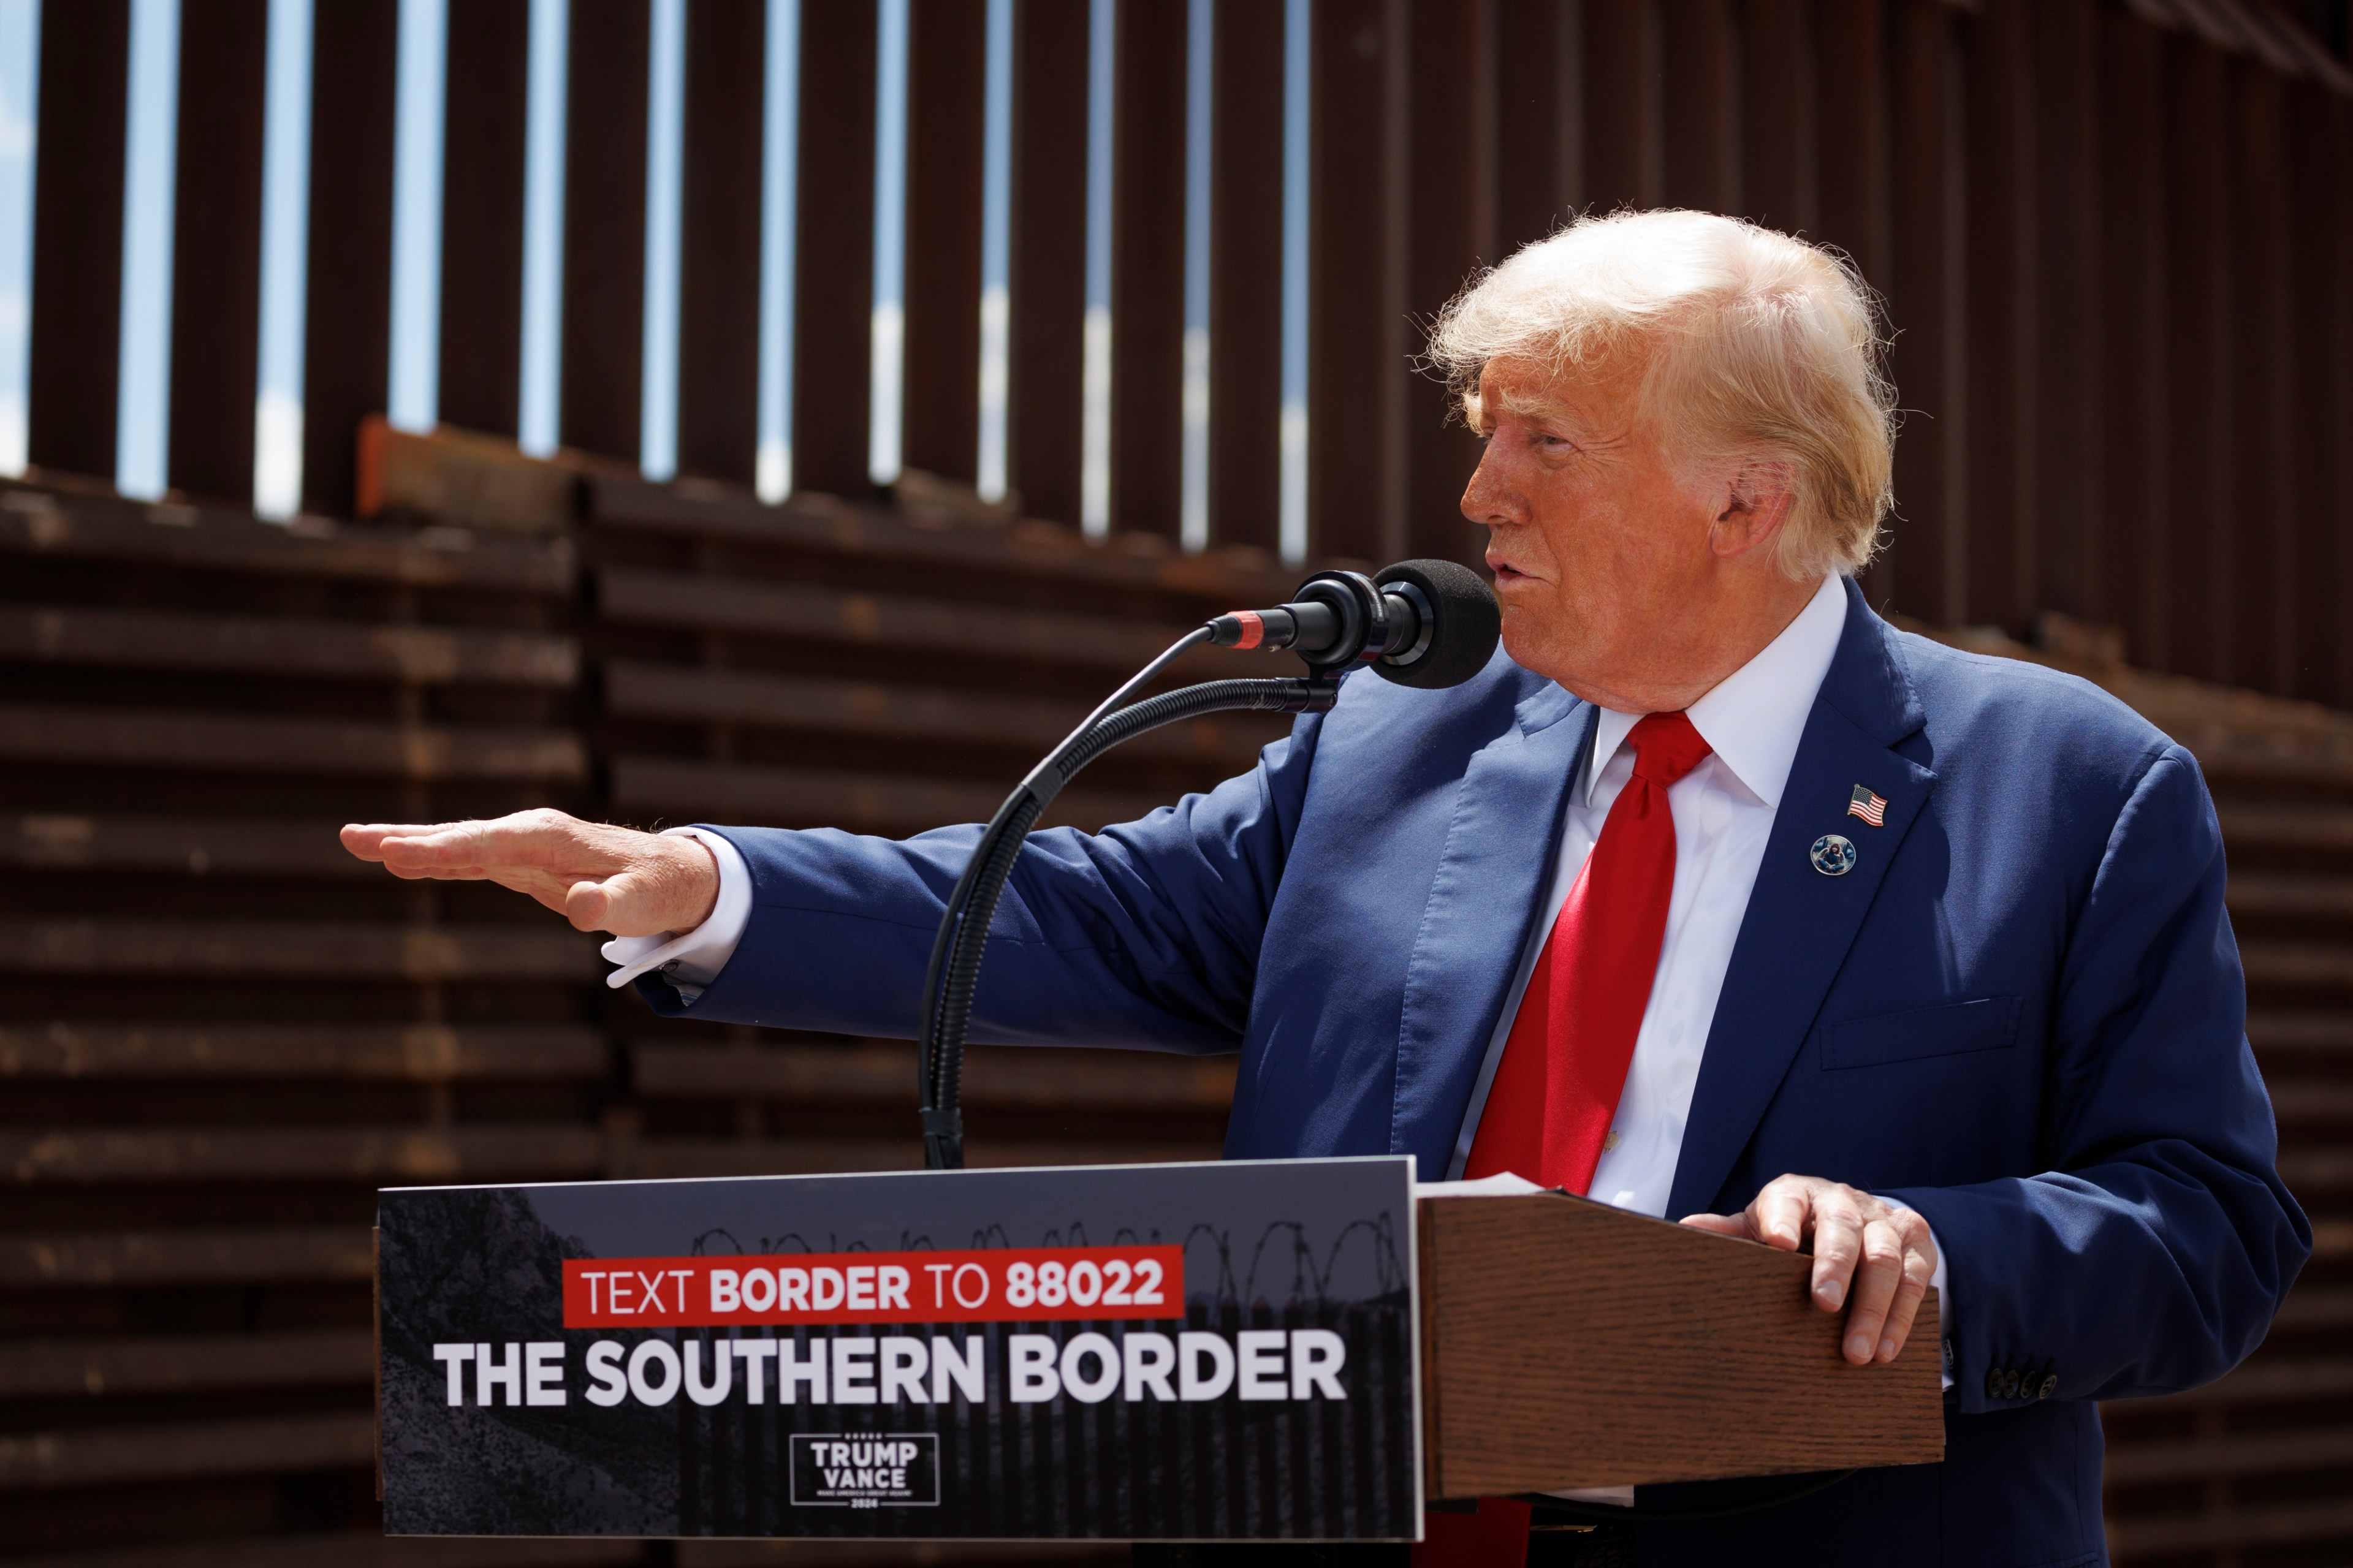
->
xmin=648 ymin=580 xmax=2308 ymax=1566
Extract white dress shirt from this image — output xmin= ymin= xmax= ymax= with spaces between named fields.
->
xmin=607 ymin=572 xmax=1946 ymax=1369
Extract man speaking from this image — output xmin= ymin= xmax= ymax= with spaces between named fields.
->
xmin=345 ymin=211 xmax=2306 ymax=1565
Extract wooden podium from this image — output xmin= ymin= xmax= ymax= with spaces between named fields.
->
xmin=1417 ymin=1191 xmax=1945 ymax=1499
xmin=375 ymin=1161 xmax=1946 ymax=1539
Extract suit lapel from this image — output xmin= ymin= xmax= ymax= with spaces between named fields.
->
xmin=1666 ymin=583 xmax=1935 ymax=1219
xmin=1389 ymin=685 xmax=1596 ymax=1178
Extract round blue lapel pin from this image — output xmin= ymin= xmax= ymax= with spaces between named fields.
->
xmin=1811 ymin=833 xmax=1857 ymax=876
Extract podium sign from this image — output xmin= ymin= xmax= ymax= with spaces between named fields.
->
xmin=376 ymin=1156 xmax=1420 ymax=1541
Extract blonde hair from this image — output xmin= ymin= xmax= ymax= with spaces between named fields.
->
xmin=1424 ymin=209 xmax=1896 ymax=578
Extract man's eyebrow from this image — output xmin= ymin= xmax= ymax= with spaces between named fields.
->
xmin=1492 ymin=387 xmax=1579 ymax=425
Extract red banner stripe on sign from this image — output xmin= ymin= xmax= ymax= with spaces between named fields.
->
xmin=562 ymin=1246 xmax=1186 ymax=1328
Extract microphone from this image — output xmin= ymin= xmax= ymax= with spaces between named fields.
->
xmin=1206 ymin=559 xmax=1502 ymax=689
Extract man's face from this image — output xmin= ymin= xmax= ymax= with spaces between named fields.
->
xmin=1465 ymin=354 xmax=1763 ymax=711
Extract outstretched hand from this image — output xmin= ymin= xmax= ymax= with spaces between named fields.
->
xmin=1682 ymin=1174 xmax=1938 ymax=1367
xmin=340 ymin=808 xmax=720 ymax=937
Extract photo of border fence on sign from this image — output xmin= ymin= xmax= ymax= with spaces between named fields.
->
xmin=374 ymin=1155 xmax=1420 ymax=1541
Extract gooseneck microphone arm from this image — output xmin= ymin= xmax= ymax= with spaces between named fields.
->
xmin=913 ymin=634 xmax=1336 ymax=1170
xmin=914 ymin=560 xmax=1502 ymax=1171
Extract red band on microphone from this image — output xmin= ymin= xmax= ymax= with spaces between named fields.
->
xmin=1231 ymin=610 xmax=1264 ymax=650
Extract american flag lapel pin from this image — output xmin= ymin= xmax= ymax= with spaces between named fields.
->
xmin=1847 ymin=784 xmax=1888 ymax=827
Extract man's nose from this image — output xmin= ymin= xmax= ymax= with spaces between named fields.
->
xmin=1459 ymin=449 xmax=1517 ymax=528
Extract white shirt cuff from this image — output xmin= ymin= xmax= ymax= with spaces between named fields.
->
xmin=599 ymin=828 xmax=752 ymax=1002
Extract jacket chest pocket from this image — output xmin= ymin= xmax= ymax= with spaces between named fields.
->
xmin=1818 ymin=995 xmax=2023 ymax=1070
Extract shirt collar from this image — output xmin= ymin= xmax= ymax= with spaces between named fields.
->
xmin=1579 ymin=573 xmax=1848 ymax=810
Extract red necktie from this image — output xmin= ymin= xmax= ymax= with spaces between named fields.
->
xmin=1465 ymin=711 xmax=1714 ymax=1195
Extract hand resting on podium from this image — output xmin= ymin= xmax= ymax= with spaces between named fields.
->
xmin=1682 ymin=1173 xmax=1940 ymax=1369
xmin=341 ymin=808 xmax=717 ymax=938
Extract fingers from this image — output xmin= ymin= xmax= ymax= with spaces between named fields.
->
xmin=1837 ymin=1216 xmax=1910 ymax=1365
xmin=1677 ymin=1213 xmax=1751 ymax=1237
xmin=341 ymin=823 xmax=441 ymax=862
xmin=1869 ymin=1215 xmax=1936 ymax=1364
xmin=1709 ymin=1175 xmax=1937 ymax=1368
xmin=1806 ymin=1189 xmax=1867 ymax=1317
xmin=1752 ymin=1175 xmax=1816 ymax=1253
xmin=342 ymin=809 xmax=597 ymax=880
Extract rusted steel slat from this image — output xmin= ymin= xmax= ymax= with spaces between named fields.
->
xmin=0 ymin=1023 xmax=607 ymax=1081
xmin=0 ymin=1329 xmax=374 ymax=1400
xmin=631 ymin=1137 xmax=1223 ymax=1182
xmin=2271 ymin=1283 xmax=2353 ymax=1329
xmin=601 ymin=658 xmax=1277 ymax=768
xmin=0 ymin=1227 xmax=374 ymax=1288
xmin=607 ymin=754 xmax=1174 ymax=836
xmin=2226 ymin=874 xmax=2353 ymax=920
xmin=2240 ymin=942 xmax=2353 ymax=993
xmin=0 ymin=920 xmax=600 ymax=982
xmin=2278 ymin=1149 xmax=2353 ymax=1195
xmin=595 ymin=564 xmax=1199 ymax=668
xmin=0 ymin=705 xmax=586 ymax=782
xmin=2267 ymin=1082 xmax=2353 ymax=1123
xmin=0 ymin=488 xmax=574 ymax=592
xmin=2127 ymin=1354 xmax=2353 ymax=1410
xmin=2104 ymin=1426 xmax=2353 ymax=1487
xmin=2248 ymin=1010 xmax=2353 ymax=1054
xmin=629 ymin=1039 xmax=1237 ymax=1110
xmin=0 ymin=1126 xmax=607 ymax=1184
xmin=2104 ymin=1496 xmax=2353 ymax=1558
xmin=0 ymin=1412 xmax=377 ymax=1490
xmin=2 ymin=815 xmax=365 ymax=876
xmin=585 ymin=477 xmax=1308 ymax=605
xmin=0 ymin=604 xmax=577 ymax=686
xmin=2220 ymin=803 xmax=2353 ymax=852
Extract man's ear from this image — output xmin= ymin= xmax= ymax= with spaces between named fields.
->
xmin=1709 ymin=461 xmax=1797 ymax=560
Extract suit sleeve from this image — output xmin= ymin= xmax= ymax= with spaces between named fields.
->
xmin=629 ymin=711 xmax=1329 ymax=1053
xmin=1882 ymin=745 xmax=2312 ymax=1409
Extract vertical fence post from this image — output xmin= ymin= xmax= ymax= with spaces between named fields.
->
xmin=677 ymin=0 xmax=764 ymax=485
xmin=28 ymin=1 xmax=131 ymax=482
xmin=901 ymin=0 xmax=986 ymax=489
xmin=1109 ymin=0 xmax=1185 ymax=542
xmin=1888 ymin=0 xmax=1967 ymax=629
xmin=167 ymin=0 xmax=268 ymax=505
xmin=1008 ymin=0 xmax=1088 ymax=529
xmin=300 ymin=0 xmax=395 ymax=515
xmin=1402 ymin=0 xmax=1491 ymax=568
xmin=2230 ymin=66 xmax=2295 ymax=694
xmin=1309 ymin=0 xmax=1408 ymax=566
xmin=1743 ymin=0 xmax=1819 ymax=237
xmin=560 ymin=0 xmax=649 ymax=465
xmin=1964 ymin=0 xmax=2037 ymax=633
xmin=438 ymin=0 xmax=529 ymax=442
xmin=2290 ymin=86 xmax=2353 ymax=706
xmin=789 ymin=0 xmax=876 ymax=497
xmin=1207 ymin=0 xmax=1283 ymax=556
xmin=1492 ymin=0 xmax=1583 ymax=252
xmin=2096 ymin=7 xmax=2168 ymax=671
xmin=1584 ymin=0 xmax=1662 ymax=211
xmin=2030 ymin=0 xmax=2102 ymax=629
xmin=2162 ymin=36 xmax=2230 ymax=683
xmin=1660 ymin=0 xmax=1739 ymax=216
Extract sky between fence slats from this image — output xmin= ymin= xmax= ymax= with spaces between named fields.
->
xmin=115 ymin=0 xmax=178 ymax=502
xmin=0 ymin=0 xmax=37 ymax=481
xmin=13 ymin=0 xmax=1313 ymax=553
